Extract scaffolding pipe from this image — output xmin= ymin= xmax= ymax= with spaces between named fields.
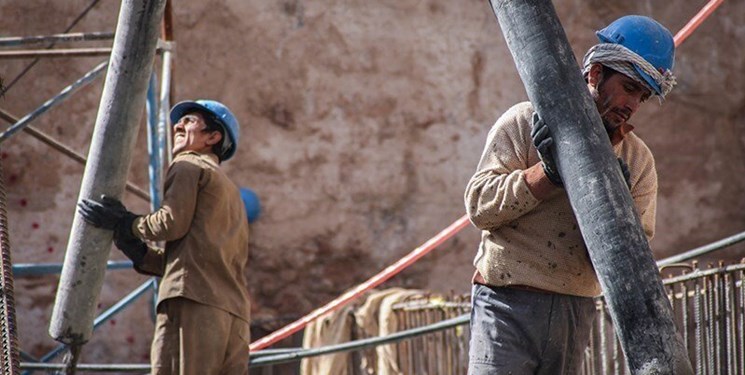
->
xmin=0 ymin=32 xmax=114 ymax=47
xmin=0 ymin=0 xmax=104 ymax=97
xmin=146 ymin=74 xmax=162 ymax=210
xmin=486 ymin=0 xmax=693 ymax=374
xmin=657 ymin=230 xmax=745 ymax=267
xmin=40 ymin=279 xmax=155 ymax=366
xmin=0 ymin=109 xmax=150 ymax=201
xmin=159 ymin=0 xmax=175 ymax=166
xmin=12 ymin=261 xmax=132 ymax=277
xmin=250 ymin=314 xmax=470 ymax=367
xmin=49 ymin=0 xmax=167 ymax=345
xmin=0 ymin=48 xmax=112 ymax=59
xmin=20 ymin=363 xmax=149 ymax=373
xmin=158 ymin=48 xmax=173 ymax=172
xmin=0 ymin=61 xmax=108 ymax=143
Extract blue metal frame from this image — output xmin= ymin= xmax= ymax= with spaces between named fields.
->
xmin=21 ymin=279 xmax=156 ymax=374
xmin=0 ymin=60 xmax=108 ymax=143
xmin=13 ymin=260 xmax=132 ymax=277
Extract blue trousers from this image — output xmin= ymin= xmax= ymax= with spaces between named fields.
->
xmin=468 ymin=284 xmax=597 ymax=375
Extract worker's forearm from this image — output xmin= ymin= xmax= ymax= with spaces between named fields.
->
xmin=524 ymin=163 xmax=561 ymax=200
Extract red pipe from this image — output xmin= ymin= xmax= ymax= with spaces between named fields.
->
xmin=249 ymin=215 xmax=470 ymax=351
xmin=674 ymin=0 xmax=725 ymax=46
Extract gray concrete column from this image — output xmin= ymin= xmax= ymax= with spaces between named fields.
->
xmin=50 ymin=0 xmax=167 ymax=345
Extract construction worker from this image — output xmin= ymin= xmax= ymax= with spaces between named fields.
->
xmin=464 ymin=16 xmax=676 ymax=374
xmin=78 ymin=100 xmax=251 ymax=374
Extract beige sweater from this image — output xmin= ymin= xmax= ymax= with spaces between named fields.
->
xmin=464 ymin=102 xmax=657 ymax=297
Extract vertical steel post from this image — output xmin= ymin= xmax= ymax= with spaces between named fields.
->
xmin=146 ymin=73 xmax=162 ymax=210
xmin=49 ymin=0 xmax=167 ymax=345
xmin=486 ymin=0 xmax=693 ymax=373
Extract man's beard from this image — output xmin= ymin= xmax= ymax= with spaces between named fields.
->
xmin=590 ymin=86 xmax=618 ymax=134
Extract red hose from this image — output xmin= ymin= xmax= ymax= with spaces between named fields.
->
xmin=674 ymin=0 xmax=725 ymax=47
xmin=249 ymin=215 xmax=471 ymax=351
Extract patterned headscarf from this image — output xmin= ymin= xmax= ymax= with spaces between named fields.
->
xmin=582 ymin=43 xmax=677 ymax=101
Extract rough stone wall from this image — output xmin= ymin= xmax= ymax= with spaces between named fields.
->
xmin=0 ymin=0 xmax=743 ymax=368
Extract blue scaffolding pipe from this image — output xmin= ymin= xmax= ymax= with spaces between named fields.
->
xmin=0 ymin=60 xmax=108 ymax=143
xmin=20 ymin=363 xmax=150 ymax=373
xmin=146 ymin=73 xmax=162 ymax=210
xmin=158 ymin=49 xmax=173 ymax=166
xmin=13 ymin=260 xmax=133 ymax=277
xmin=29 ymin=279 xmax=156 ymax=370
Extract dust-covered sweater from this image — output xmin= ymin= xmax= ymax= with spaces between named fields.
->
xmin=464 ymin=102 xmax=657 ymax=297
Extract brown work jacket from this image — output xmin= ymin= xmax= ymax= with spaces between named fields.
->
xmin=133 ymin=151 xmax=251 ymax=322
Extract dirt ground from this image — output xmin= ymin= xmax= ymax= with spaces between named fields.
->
xmin=1 ymin=0 xmax=744 ymax=370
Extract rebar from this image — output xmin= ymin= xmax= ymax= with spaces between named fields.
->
xmin=0 ymin=151 xmax=20 ymax=374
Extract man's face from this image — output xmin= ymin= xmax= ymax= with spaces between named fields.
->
xmin=172 ymin=111 xmax=222 ymax=156
xmin=588 ymin=65 xmax=652 ymax=133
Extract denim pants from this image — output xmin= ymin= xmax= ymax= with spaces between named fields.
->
xmin=468 ymin=284 xmax=597 ymax=375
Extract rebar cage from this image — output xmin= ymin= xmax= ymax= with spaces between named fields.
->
xmin=368 ymin=262 xmax=745 ymax=375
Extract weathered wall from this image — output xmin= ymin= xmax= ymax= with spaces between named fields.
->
xmin=1 ymin=0 xmax=743 ymax=367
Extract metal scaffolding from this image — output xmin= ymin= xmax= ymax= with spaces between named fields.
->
xmin=0 ymin=0 xmax=174 ymax=372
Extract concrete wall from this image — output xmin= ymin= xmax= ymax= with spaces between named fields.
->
xmin=1 ymin=0 xmax=743 ymax=367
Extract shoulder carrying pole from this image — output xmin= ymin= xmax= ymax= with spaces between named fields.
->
xmin=486 ymin=0 xmax=693 ymax=373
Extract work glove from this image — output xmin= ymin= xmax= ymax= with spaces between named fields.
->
xmin=618 ymin=158 xmax=631 ymax=190
xmin=531 ymin=112 xmax=563 ymax=187
xmin=77 ymin=195 xmax=137 ymax=231
xmin=77 ymin=195 xmax=144 ymax=265
xmin=112 ymin=232 xmax=147 ymax=266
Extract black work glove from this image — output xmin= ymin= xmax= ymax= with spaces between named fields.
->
xmin=113 ymin=232 xmax=147 ymax=266
xmin=617 ymin=158 xmax=631 ymax=189
xmin=78 ymin=195 xmax=144 ymax=265
xmin=530 ymin=112 xmax=563 ymax=187
xmin=77 ymin=195 xmax=137 ymax=231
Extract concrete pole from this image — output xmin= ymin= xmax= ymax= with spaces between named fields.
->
xmin=49 ymin=0 xmax=167 ymax=345
xmin=486 ymin=1 xmax=693 ymax=374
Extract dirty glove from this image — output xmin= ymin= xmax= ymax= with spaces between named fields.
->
xmin=618 ymin=158 xmax=631 ymax=189
xmin=531 ymin=112 xmax=562 ymax=187
xmin=77 ymin=195 xmax=138 ymax=231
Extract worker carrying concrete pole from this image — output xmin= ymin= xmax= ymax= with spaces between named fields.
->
xmin=466 ymin=0 xmax=693 ymax=374
xmin=78 ymin=100 xmax=252 ymax=375
xmin=49 ymin=0 xmax=166 ymax=347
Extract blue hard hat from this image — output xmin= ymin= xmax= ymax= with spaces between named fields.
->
xmin=596 ymin=15 xmax=675 ymax=96
xmin=240 ymin=187 xmax=261 ymax=224
xmin=170 ymin=99 xmax=240 ymax=161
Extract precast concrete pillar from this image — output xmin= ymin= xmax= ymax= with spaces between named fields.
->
xmin=50 ymin=0 xmax=167 ymax=345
